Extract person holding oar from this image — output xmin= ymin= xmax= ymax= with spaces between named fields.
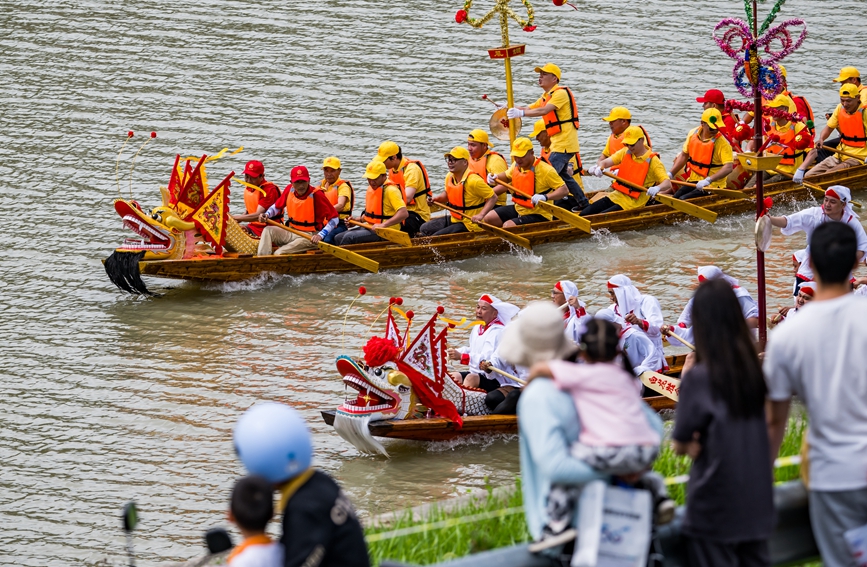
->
xmin=334 ymin=161 xmax=408 ymax=246
xmin=231 ymin=160 xmax=282 ymax=237
xmin=550 ymin=279 xmax=590 ymax=345
xmin=602 ymin=274 xmax=667 ymax=371
xmin=257 ymin=166 xmax=339 ymax=256
xmin=374 ymin=140 xmax=431 ymax=237
xmin=663 ymin=108 xmax=734 ymax=200
xmin=584 ymin=126 xmax=670 ymax=216
xmin=466 ymin=129 xmax=509 ymax=207
xmin=596 ymin=107 xmax=652 ymax=168
xmin=317 ymin=156 xmax=354 ymax=244
xmin=797 ymin=84 xmax=867 ymax=182
xmin=483 ymin=137 xmax=569 ymax=228
xmin=418 ymin=146 xmax=498 ymax=236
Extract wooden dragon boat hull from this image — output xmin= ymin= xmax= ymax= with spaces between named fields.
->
xmin=135 ymin=166 xmax=867 ymax=283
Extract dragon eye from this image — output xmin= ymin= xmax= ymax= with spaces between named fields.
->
xmin=151 ymin=212 xmax=162 ymax=221
xmin=398 ymin=385 xmax=409 ymax=394
xmin=373 ymin=368 xmax=383 ymax=376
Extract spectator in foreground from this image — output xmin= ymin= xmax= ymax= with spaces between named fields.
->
xmin=673 ymin=278 xmax=775 ymax=565
xmin=227 ymin=475 xmax=283 ymax=566
xmin=765 ymin=221 xmax=867 ymax=567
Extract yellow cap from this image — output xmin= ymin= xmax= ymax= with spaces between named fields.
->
xmin=833 ymin=66 xmax=860 ymax=82
xmin=511 ymin=137 xmax=535 ymax=158
xmin=322 ymin=156 xmax=341 ymax=170
xmin=467 ymin=129 xmax=493 ymax=148
xmin=779 ymin=64 xmax=787 ymax=79
xmin=840 ymin=84 xmax=860 ymax=99
xmin=622 ymin=126 xmax=645 ymax=146
xmin=533 ymin=63 xmax=562 ymax=81
xmin=768 ymin=94 xmax=795 ymax=112
xmin=701 ymin=108 xmax=722 ymax=129
xmin=602 ymin=107 xmax=632 ymax=122
xmin=363 ymin=160 xmax=388 ymax=179
xmin=444 ymin=146 xmax=471 ymax=160
xmin=375 ymin=140 xmax=400 ymax=162
xmin=530 ymin=119 xmax=546 ymax=139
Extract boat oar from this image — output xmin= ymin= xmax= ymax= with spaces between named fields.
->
xmin=661 ymin=326 xmax=696 ymax=351
xmin=437 ymin=203 xmax=532 ymax=250
xmin=770 ymin=169 xmax=863 ymax=209
xmin=346 ymin=219 xmax=412 ymax=247
xmin=498 ymin=180 xmax=592 ymax=233
xmin=264 ymin=219 xmax=379 ymax=273
xmin=822 ymin=144 xmax=867 ymax=164
xmin=670 ymin=179 xmax=751 ymax=200
xmin=486 ymin=365 xmax=528 ymax=386
xmin=638 ymin=371 xmax=680 ymax=402
xmin=601 ymin=172 xmax=718 ymax=224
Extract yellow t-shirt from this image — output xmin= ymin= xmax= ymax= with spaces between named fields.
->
xmin=476 ymin=152 xmax=509 ymax=206
xmin=446 ymin=171 xmax=495 ymax=231
xmin=607 ymin=148 xmax=668 ymax=211
xmin=603 ymin=127 xmax=652 ymax=157
xmin=681 ymin=127 xmax=734 ymax=188
xmin=860 ymin=85 xmax=867 ymax=108
xmin=828 ymin=105 xmax=867 ymax=160
xmin=381 ymin=184 xmax=407 ymax=219
xmin=321 ymin=180 xmax=353 ymax=215
xmin=530 ymin=87 xmax=580 ymax=154
xmin=503 ymin=160 xmax=565 ymax=218
xmin=399 ymin=158 xmax=431 ymax=221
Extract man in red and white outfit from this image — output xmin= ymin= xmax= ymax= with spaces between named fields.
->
xmin=448 ymin=294 xmax=520 ymax=391
xmin=550 ymin=280 xmax=591 ymax=345
xmin=602 ymin=274 xmax=667 ymax=370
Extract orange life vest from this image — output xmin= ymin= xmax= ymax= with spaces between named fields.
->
xmin=838 ymin=107 xmax=867 ymax=148
xmin=284 ymin=189 xmax=318 ymax=232
xmin=612 ymin=152 xmax=657 ymax=199
xmin=686 ymin=130 xmax=723 ymax=178
xmin=320 ymin=179 xmax=354 ymax=219
xmin=388 ymin=159 xmax=431 ymax=204
xmin=467 ymin=151 xmax=504 ymax=178
xmin=511 ymin=159 xmax=553 ymax=208
xmin=445 ymin=172 xmax=485 ymax=220
xmin=362 ymin=183 xmax=400 ymax=223
xmin=243 ymin=181 xmax=279 ymax=214
xmin=539 ymin=147 xmax=551 ymax=163
xmin=766 ymin=122 xmax=808 ymax=166
xmin=541 ymin=86 xmax=580 ymax=136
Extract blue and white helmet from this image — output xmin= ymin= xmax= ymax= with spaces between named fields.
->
xmin=234 ymin=402 xmax=312 ymax=484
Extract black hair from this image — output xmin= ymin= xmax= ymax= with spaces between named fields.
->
xmin=395 ymin=146 xmax=403 ymax=162
xmin=580 ymin=318 xmax=634 ymax=376
xmin=810 ymin=221 xmax=858 ymax=284
xmin=691 ymin=279 xmax=765 ymax=419
xmin=230 ymin=475 xmax=274 ymax=532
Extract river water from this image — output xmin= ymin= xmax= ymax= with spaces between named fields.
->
xmin=0 ymin=0 xmax=863 ymax=564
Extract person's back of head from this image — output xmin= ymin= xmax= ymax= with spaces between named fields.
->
xmin=230 ymin=475 xmax=274 ymax=535
xmin=579 ymin=318 xmax=634 ymax=375
xmin=691 ymin=279 xmax=765 ymax=419
xmin=810 ymin=221 xmax=858 ymax=285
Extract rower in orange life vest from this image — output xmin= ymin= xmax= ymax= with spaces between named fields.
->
xmin=529 ymin=119 xmax=583 ymax=190
xmin=466 ymin=129 xmax=509 ymax=206
xmin=661 ymin=108 xmax=734 ymax=200
xmin=231 ymin=160 xmax=282 ymax=237
xmin=584 ymin=126 xmax=671 ymax=216
xmin=747 ymin=94 xmax=812 ymax=186
xmin=374 ymin=141 xmax=430 ymax=237
xmin=506 ymin=63 xmax=590 ymax=211
xmin=318 ymin=156 xmax=354 ymax=244
xmin=256 ymin=166 xmax=339 ymax=256
xmin=595 ymin=107 xmax=652 ymax=170
xmin=797 ymin=84 xmax=867 ymax=182
xmin=418 ymin=146 xmax=498 ymax=236
xmin=334 ymin=161 xmax=408 ymax=246
xmin=815 ymin=67 xmax=865 ymax=163
xmin=483 ymin=137 xmax=569 ymax=228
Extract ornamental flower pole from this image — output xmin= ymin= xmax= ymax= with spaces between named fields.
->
xmin=712 ymin=0 xmax=806 ymax=348
xmin=454 ymin=0 xmax=538 ymax=143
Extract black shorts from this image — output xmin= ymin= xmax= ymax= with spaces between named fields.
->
xmin=492 ymin=205 xmax=548 ymax=226
xmin=478 ymin=374 xmax=501 ymax=392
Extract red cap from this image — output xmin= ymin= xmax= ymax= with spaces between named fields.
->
xmin=243 ymin=160 xmax=264 ymax=177
xmin=696 ymin=89 xmax=725 ymax=105
xmin=290 ymin=165 xmax=310 ymax=183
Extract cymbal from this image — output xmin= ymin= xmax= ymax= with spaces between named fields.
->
xmin=489 ymin=109 xmax=521 ymax=141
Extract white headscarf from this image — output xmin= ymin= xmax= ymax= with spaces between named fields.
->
xmin=556 ymin=280 xmax=586 ymax=318
xmin=826 ymin=185 xmax=858 ymax=219
xmin=595 ymin=309 xmax=635 ymax=340
xmin=607 ymin=274 xmax=643 ymax=317
xmin=697 ymin=266 xmax=751 ymax=299
xmin=479 ymin=293 xmax=520 ymax=324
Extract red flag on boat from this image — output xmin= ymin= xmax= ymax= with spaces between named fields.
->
xmin=189 ymin=171 xmax=231 ymax=254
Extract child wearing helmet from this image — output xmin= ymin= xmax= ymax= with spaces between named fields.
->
xmin=234 ymin=403 xmax=369 ymax=567
xmin=226 ymin=475 xmax=283 ymax=566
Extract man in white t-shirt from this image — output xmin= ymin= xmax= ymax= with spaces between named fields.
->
xmin=765 ymin=221 xmax=867 ymax=567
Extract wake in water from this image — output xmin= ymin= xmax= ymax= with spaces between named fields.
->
xmin=333 ymin=413 xmax=389 ymax=457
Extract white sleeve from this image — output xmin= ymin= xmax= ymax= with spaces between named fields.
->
xmin=780 ymin=208 xmax=816 ymax=236
xmin=739 ymin=295 xmax=759 ymax=319
xmin=640 ymin=296 xmax=664 ymax=338
xmin=666 ymin=324 xmax=694 ymax=348
xmin=630 ymin=334 xmax=658 ymax=376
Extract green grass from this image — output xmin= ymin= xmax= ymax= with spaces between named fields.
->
xmin=366 ymin=417 xmax=807 ymax=566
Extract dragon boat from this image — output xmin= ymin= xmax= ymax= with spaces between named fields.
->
xmin=320 ymin=301 xmax=684 ymax=455
xmin=104 ymin=154 xmax=867 ymax=294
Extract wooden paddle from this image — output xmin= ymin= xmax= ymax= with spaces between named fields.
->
xmin=770 ymin=169 xmax=863 ymax=209
xmin=822 ymin=144 xmax=867 ymax=164
xmin=661 ymin=326 xmax=696 ymax=351
xmin=264 ymin=219 xmax=379 ymax=273
xmin=638 ymin=371 xmax=680 ymax=402
xmin=497 ymin=180 xmax=592 ymax=233
xmin=601 ymin=172 xmax=718 ymax=224
xmin=437 ymin=203 xmax=532 ymax=250
xmin=485 ymin=365 xmax=528 ymax=386
xmin=346 ymin=219 xmax=412 ymax=247
xmin=670 ymin=179 xmax=751 ymax=200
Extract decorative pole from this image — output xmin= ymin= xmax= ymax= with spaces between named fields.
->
xmin=750 ymin=0 xmax=768 ymax=348
xmin=455 ymin=0 xmax=537 ymax=143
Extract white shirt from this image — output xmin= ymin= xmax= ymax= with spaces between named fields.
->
xmin=668 ymin=292 xmax=758 ymax=347
xmin=229 ymin=541 xmax=284 ymax=567
xmin=564 ymin=311 xmax=592 ymax=345
xmin=765 ymin=293 xmax=867 ymax=491
xmin=458 ymin=319 xmax=505 ymax=374
xmin=608 ymin=294 xmax=666 ymax=366
xmin=783 ymin=207 xmax=867 ymax=280
xmin=621 ymin=329 xmax=663 ymax=376
xmin=489 ymin=347 xmax=526 ymax=387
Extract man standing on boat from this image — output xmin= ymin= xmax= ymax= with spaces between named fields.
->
xmin=419 ymin=146 xmax=498 ymax=236
xmin=374 ymin=141 xmax=431 ymax=237
xmin=584 ymin=126 xmax=671 ymax=216
xmin=318 ymin=157 xmax=354 ymax=244
xmin=663 ymin=108 xmax=734 ymax=200
xmin=506 ymin=63 xmax=590 ymax=211
xmin=231 ymin=160 xmax=282 ymax=237
xmin=798 ymin=84 xmax=867 ymax=181
xmin=483 ymin=137 xmax=569 ymax=228
xmin=596 ymin=107 xmax=652 ymax=168
xmin=257 ymin=166 xmax=339 ymax=256
xmin=466 ymin=129 xmax=508 ymax=207
xmin=334 ymin=161 xmax=408 ymax=246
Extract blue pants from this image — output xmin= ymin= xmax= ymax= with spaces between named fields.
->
xmin=322 ymin=221 xmax=347 ymax=244
xmin=548 ymin=151 xmax=588 ymax=207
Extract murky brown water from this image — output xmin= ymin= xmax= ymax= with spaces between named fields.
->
xmin=1 ymin=0 xmax=863 ymax=564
